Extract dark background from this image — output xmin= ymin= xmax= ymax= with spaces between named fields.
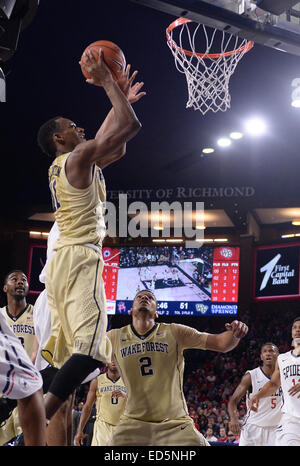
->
xmin=1 ymin=0 xmax=300 ymax=218
xmin=0 ymin=0 xmax=300 ymax=325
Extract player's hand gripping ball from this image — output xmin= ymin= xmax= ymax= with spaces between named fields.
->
xmin=80 ymin=40 xmax=126 ymax=85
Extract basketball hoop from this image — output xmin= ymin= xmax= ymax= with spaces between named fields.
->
xmin=166 ymin=17 xmax=254 ymax=114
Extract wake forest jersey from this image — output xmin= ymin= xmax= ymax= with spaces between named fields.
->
xmin=243 ymin=367 xmax=282 ymax=427
xmin=0 ymin=304 xmax=35 ymax=356
xmin=48 ymin=153 xmax=106 ymax=250
xmin=109 ymin=323 xmax=208 ymax=423
xmin=278 ymin=350 xmax=300 ymax=419
xmin=95 ymin=373 xmax=126 ymax=425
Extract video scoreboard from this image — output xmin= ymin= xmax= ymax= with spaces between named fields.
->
xmin=28 ymin=244 xmax=240 ymax=317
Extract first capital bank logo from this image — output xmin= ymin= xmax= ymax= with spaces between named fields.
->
xmin=259 ymin=253 xmax=295 ymax=290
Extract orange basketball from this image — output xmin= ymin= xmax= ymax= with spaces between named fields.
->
xmin=80 ymin=40 xmax=126 ymax=84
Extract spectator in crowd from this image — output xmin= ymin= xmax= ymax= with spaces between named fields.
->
xmin=227 ymin=430 xmax=239 ymax=444
xmin=205 ymin=427 xmax=218 ymax=442
xmin=197 ymin=414 xmax=208 ymax=433
xmin=217 ymin=426 xmax=229 ymax=443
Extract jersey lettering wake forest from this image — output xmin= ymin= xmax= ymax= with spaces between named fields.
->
xmin=95 ymin=373 xmax=126 ymax=425
xmin=110 ymin=322 xmax=208 ymax=423
xmin=0 ymin=304 xmax=35 ymax=357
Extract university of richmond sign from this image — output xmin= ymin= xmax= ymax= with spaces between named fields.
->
xmin=107 ymin=186 xmax=255 ymax=201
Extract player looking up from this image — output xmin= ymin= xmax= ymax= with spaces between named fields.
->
xmin=107 ymin=289 xmax=248 ymax=446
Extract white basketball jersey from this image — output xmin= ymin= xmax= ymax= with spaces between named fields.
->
xmin=243 ymin=367 xmax=282 ymax=427
xmin=34 ymin=221 xmax=59 ymax=370
xmin=39 ymin=221 xmax=59 ymax=284
xmin=278 ymin=350 xmax=300 ymax=419
xmin=33 ymin=289 xmax=51 ymax=371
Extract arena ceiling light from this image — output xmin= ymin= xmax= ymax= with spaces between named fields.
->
xmin=196 ymin=238 xmax=213 ymax=242
xmin=217 ymin=137 xmax=231 ymax=148
xmin=201 ymin=147 xmax=215 ymax=154
xmin=291 ymin=78 xmax=300 ymax=107
xmin=291 ymin=99 xmax=300 ymax=108
xmin=292 ymin=219 xmax=300 ymax=225
xmin=245 ymin=117 xmax=267 ymax=136
xmin=229 ymin=131 xmax=243 ymax=140
xmin=165 ymin=238 xmax=183 ymax=243
xmin=29 ymin=231 xmax=49 ymax=238
xmin=196 ymin=238 xmax=228 ymax=242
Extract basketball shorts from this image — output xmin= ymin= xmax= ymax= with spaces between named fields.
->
xmin=45 ymin=244 xmax=112 ymax=368
xmin=276 ymin=413 xmax=300 ymax=446
xmin=239 ymin=423 xmax=278 ymax=446
xmin=91 ymin=419 xmax=116 ymax=446
xmin=109 ymin=417 xmax=210 ymax=446
xmin=0 ymin=313 xmax=42 ymax=399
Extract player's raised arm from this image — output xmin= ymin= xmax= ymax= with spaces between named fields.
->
xmin=171 ymin=319 xmax=248 ymax=353
xmin=72 ymin=49 xmax=141 ymax=169
xmin=94 ymin=64 xmax=146 ymax=169
xmin=205 ymin=320 xmax=248 ymax=353
xmin=248 ymin=360 xmax=281 ymax=412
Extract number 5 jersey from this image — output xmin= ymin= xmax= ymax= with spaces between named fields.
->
xmin=243 ymin=366 xmax=282 ymax=427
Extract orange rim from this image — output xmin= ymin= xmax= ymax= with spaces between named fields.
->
xmin=166 ymin=17 xmax=254 ymax=59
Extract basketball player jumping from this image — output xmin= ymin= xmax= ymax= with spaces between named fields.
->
xmin=107 ymin=289 xmax=248 ymax=446
xmin=228 ymin=342 xmax=282 ymax=446
xmin=32 ymin=221 xmax=103 ymax=445
xmin=36 ymin=49 xmax=144 ymax=423
xmin=249 ymin=317 xmax=300 ymax=446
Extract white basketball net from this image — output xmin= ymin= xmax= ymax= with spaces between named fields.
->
xmin=166 ymin=19 xmax=253 ymax=115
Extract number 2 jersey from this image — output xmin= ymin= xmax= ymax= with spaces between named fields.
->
xmin=277 ymin=350 xmax=300 ymax=419
xmin=243 ymin=366 xmax=282 ymax=427
xmin=108 ymin=322 xmax=208 ymax=423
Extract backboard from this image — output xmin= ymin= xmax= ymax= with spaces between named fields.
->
xmin=131 ymin=0 xmax=300 ymax=56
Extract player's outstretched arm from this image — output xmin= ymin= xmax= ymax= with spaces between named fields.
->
xmin=205 ymin=320 xmax=248 ymax=353
xmin=74 ymin=378 xmax=97 ymax=446
xmin=248 ymin=361 xmax=281 ymax=412
xmin=77 ymin=49 xmax=141 ymax=167
xmin=94 ymin=65 xmax=146 ymax=169
xmin=171 ymin=321 xmax=247 ymax=354
xmin=228 ymin=373 xmax=252 ymax=435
